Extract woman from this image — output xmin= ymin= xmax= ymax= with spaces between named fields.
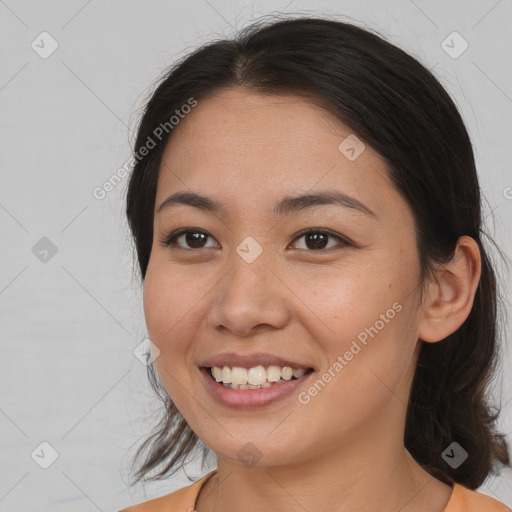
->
xmin=119 ymin=16 xmax=511 ymax=511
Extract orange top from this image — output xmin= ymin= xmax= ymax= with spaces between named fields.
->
xmin=118 ymin=470 xmax=511 ymax=511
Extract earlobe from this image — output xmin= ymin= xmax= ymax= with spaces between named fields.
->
xmin=418 ymin=236 xmax=481 ymax=344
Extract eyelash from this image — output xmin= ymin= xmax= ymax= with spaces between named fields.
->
xmin=159 ymin=227 xmax=352 ymax=252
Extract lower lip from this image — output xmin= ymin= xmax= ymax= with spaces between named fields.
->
xmin=200 ymin=367 xmax=314 ymax=408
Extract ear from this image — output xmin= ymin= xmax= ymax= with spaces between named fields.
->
xmin=418 ymin=236 xmax=481 ymax=343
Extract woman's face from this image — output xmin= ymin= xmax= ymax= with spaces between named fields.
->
xmin=143 ymin=88 xmax=425 ymax=467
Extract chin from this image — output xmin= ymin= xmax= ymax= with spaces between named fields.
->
xmin=205 ymin=436 xmax=309 ymax=468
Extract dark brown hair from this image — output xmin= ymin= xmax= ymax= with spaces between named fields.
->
xmin=124 ymin=15 xmax=510 ymax=488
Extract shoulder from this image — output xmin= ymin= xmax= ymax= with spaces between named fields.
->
xmin=118 ymin=470 xmax=216 ymax=512
xmin=445 ymin=483 xmax=511 ymax=512
xmin=118 ymin=483 xmax=196 ymax=512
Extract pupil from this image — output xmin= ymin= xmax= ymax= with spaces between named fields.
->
xmin=187 ymin=232 xmax=206 ymax=248
xmin=307 ymin=233 xmax=327 ymax=250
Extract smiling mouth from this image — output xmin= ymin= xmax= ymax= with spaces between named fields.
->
xmin=204 ymin=365 xmax=315 ymax=390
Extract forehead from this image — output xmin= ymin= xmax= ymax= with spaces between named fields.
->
xmin=156 ymin=88 xmax=396 ymax=218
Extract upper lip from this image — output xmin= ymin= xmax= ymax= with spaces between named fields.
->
xmin=199 ymin=352 xmax=315 ymax=370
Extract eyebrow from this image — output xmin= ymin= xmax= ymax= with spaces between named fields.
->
xmin=156 ymin=190 xmax=377 ymax=218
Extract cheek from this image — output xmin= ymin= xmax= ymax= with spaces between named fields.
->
xmin=143 ymin=258 xmax=198 ymax=343
xmin=306 ymin=255 xmax=419 ymax=381
xmin=304 ymin=259 xmax=408 ymax=340
xmin=142 ymin=262 xmax=198 ymax=377
xmin=142 ymin=268 xmax=197 ymax=409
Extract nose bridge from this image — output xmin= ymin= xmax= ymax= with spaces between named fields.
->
xmin=207 ymin=235 xmax=289 ymax=334
xmin=240 ymin=238 xmax=269 ymax=278
xmin=225 ymin=235 xmax=273 ymax=304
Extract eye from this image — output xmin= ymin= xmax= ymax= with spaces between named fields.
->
xmin=160 ymin=227 xmax=350 ymax=252
xmin=159 ymin=228 xmax=219 ymax=250
xmin=289 ymin=228 xmax=350 ymax=251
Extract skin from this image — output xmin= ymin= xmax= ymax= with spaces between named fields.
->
xmin=142 ymin=88 xmax=481 ymax=512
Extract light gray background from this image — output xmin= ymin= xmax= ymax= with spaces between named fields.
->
xmin=1 ymin=1 xmax=511 ymax=510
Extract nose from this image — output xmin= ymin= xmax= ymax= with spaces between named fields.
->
xmin=206 ymin=249 xmax=292 ymax=337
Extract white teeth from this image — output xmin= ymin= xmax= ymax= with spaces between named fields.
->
xmin=230 ymin=367 xmax=248 ymax=386
xmin=293 ymin=368 xmax=306 ymax=379
xmin=221 ymin=366 xmax=232 ymax=383
xmin=281 ymin=366 xmax=293 ymax=380
xmin=212 ymin=366 xmax=223 ymax=382
xmin=266 ymin=365 xmax=282 ymax=382
xmin=247 ymin=366 xmax=266 ymax=385
xmin=208 ymin=364 xmax=311 ymax=388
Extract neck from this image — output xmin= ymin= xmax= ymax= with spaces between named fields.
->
xmin=196 ymin=416 xmax=453 ymax=512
